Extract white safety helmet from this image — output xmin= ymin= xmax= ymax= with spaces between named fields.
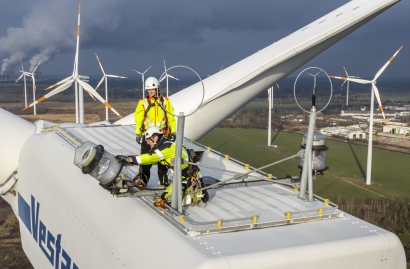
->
xmin=145 ymin=77 xmax=159 ymax=90
xmin=145 ymin=126 xmax=162 ymax=140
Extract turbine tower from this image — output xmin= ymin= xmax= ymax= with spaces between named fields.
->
xmin=330 ymin=45 xmax=403 ymax=185
xmin=340 ymin=66 xmax=360 ymax=106
xmin=95 ymin=53 xmax=128 ymax=121
xmin=23 ymin=4 xmax=122 ymax=123
xmin=133 ymin=66 xmax=151 ymax=98
xmin=15 ymin=61 xmax=28 ymax=108
xmin=159 ymin=59 xmax=179 ymax=97
xmin=267 ymin=83 xmax=279 ymax=147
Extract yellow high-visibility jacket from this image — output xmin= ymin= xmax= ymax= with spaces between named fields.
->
xmin=134 ymin=96 xmax=176 ymax=135
xmin=134 ymin=138 xmax=188 ymax=170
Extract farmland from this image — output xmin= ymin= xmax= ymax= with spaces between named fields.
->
xmin=198 ymin=128 xmax=410 ymax=203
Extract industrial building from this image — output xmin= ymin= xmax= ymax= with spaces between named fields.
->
xmin=0 ymin=71 xmax=15 ymax=81
xmin=383 ymin=125 xmax=410 ymax=135
xmin=320 ymin=126 xmax=367 ymax=139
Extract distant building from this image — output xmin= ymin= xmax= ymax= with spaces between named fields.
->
xmin=385 ymin=105 xmax=410 ymax=111
xmin=340 ymin=110 xmax=396 ymax=119
xmin=397 ymin=111 xmax=410 ymax=117
xmin=320 ymin=126 xmax=367 ymax=139
xmin=383 ymin=125 xmax=410 ymax=135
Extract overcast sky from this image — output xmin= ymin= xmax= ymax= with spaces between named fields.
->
xmin=0 ymin=0 xmax=409 ymax=81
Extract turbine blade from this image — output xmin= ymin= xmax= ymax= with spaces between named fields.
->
xmin=45 ymin=76 xmax=73 ymax=90
xmin=159 ymin=75 xmax=166 ymax=83
xmin=77 ymin=79 xmax=123 ymax=118
xmin=23 ymin=80 xmax=73 ymax=110
xmin=95 ymin=76 xmax=105 ymax=91
xmin=341 ymin=80 xmax=347 ymax=88
xmin=343 ymin=66 xmax=348 ymax=77
xmin=133 ymin=69 xmax=142 ymax=75
xmin=106 ymin=75 xmax=127 ymax=79
xmin=330 ymin=75 xmax=370 ymax=84
xmin=372 ymin=84 xmax=386 ymax=122
xmin=143 ymin=66 xmax=152 ymax=74
xmin=15 ymin=74 xmax=24 ymax=83
xmin=348 ymin=78 xmax=372 ymax=84
xmin=276 ymin=83 xmax=279 ymax=89
xmin=163 ymin=59 xmax=167 ymax=73
xmin=374 ymin=45 xmax=403 ymax=81
xmin=85 ymin=89 xmax=97 ymax=101
xmin=167 ymin=74 xmax=179 ymax=81
xmin=32 ymin=62 xmax=41 ymax=73
xmin=330 ymin=76 xmax=348 ymax=81
xmin=74 ymin=3 xmax=81 ymax=77
xmin=95 ymin=53 xmax=106 ymax=75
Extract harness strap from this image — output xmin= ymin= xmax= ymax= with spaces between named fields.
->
xmin=140 ymin=97 xmax=169 ymax=134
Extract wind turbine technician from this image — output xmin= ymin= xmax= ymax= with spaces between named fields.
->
xmin=133 ymin=77 xmax=176 ymax=189
xmin=116 ymin=127 xmax=209 ymax=208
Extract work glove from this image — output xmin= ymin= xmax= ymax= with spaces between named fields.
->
xmin=115 ymin=155 xmax=130 ymax=164
xmin=136 ymin=134 xmax=142 ymax=144
xmin=169 ymin=133 xmax=176 ymax=141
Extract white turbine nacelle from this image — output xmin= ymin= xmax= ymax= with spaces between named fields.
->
xmin=0 ymin=1 xmax=406 ymax=269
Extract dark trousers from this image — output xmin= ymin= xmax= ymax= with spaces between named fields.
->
xmin=140 ymin=138 xmax=169 ymax=186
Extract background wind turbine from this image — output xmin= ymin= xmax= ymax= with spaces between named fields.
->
xmin=159 ymin=59 xmax=179 ymax=97
xmin=133 ymin=66 xmax=151 ymax=98
xmin=95 ymin=53 xmax=128 ymax=121
xmin=267 ymin=83 xmax=279 ymax=147
xmin=15 ymin=61 xmax=28 ymax=108
xmin=307 ymin=71 xmax=322 ymax=89
xmin=330 ymin=45 xmax=403 ymax=186
xmin=23 ymin=4 xmax=122 ymax=123
xmin=340 ymin=66 xmax=360 ymax=106
xmin=20 ymin=62 xmax=41 ymax=115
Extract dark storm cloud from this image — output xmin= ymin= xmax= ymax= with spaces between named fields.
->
xmin=0 ymin=0 xmax=408 ymax=77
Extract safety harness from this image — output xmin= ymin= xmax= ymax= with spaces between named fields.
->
xmin=140 ymin=97 xmax=171 ymax=136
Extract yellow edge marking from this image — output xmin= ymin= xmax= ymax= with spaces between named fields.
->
xmin=77 ymin=26 xmax=81 ymax=36
xmin=22 ymin=106 xmax=30 ymax=111
xmin=379 ymin=106 xmax=384 ymax=113
xmin=38 ymin=96 xmax=46 ymax=102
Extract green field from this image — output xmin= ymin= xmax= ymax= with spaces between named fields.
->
xmin=198 ymin=128 xmax=410 ymax=203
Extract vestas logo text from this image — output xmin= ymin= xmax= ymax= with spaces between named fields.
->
xmin=18 ymin=193 xmax=79 ymax=269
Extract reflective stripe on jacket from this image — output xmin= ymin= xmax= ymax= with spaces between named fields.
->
xmin=134 ymin=96 xmax=176 ymax=135
xmin=136 ymin=138 xmax=188 ymax=170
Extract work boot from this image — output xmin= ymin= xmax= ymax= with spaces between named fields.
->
xmin=197 ymin=200 xmax=207 ymax=208
xmin=153 ymin=199 xmax=170 ymax=209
